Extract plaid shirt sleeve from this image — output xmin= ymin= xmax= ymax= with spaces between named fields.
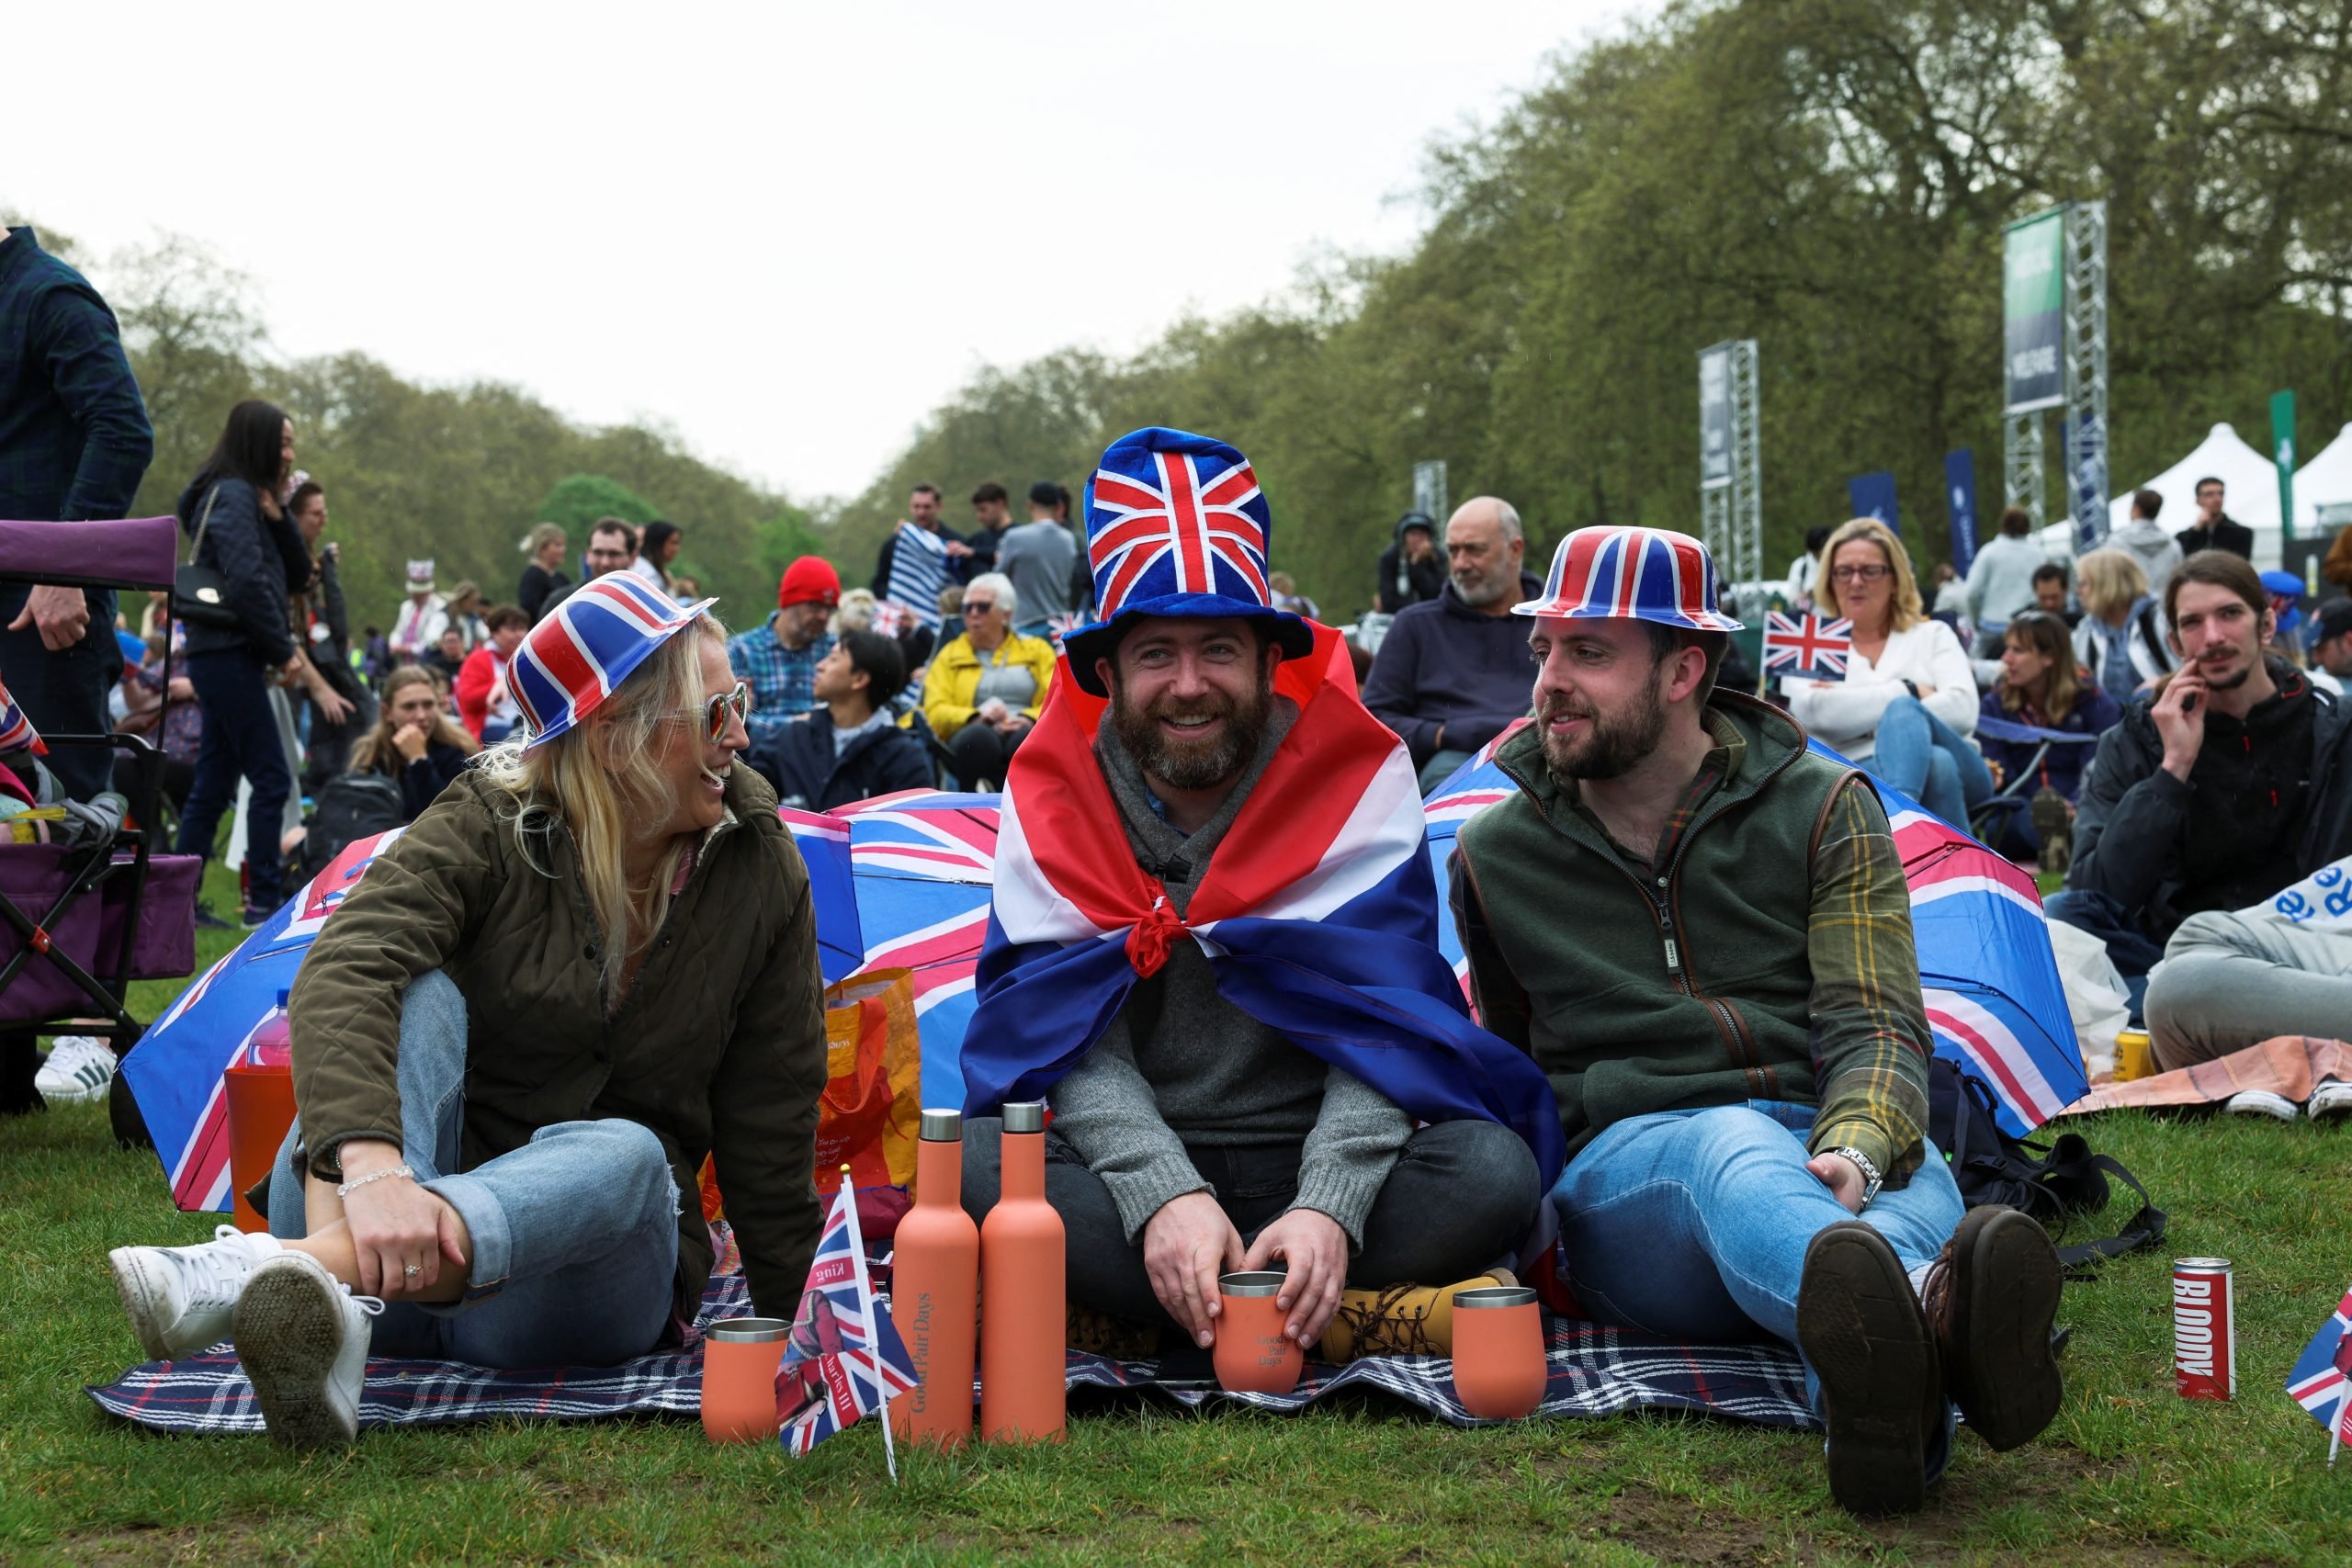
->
xmin=1804 ymin=775 xmax=1933 ymax=1184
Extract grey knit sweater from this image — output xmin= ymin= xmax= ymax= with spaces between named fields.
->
xmin=1046 ymin=702 xmax=1412 ymax=1246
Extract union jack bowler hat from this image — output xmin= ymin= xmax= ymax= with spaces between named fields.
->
xmin=503 ymin=572 xmax=718 ymax=751
xmin=1063 ymin=425 xmax=1314 ymax=695
xmin=1514 ymin=525 xmax=1745 ymax=633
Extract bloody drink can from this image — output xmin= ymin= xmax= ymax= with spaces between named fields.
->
xmin=2172 ymin=1258 xmax=2235 ymax=1400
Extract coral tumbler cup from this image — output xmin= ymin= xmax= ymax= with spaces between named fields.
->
xmin=1450 ymin=1285 xmax=1546 ymax=1420
xmin=702 ymin=1317 xmax=789 ymax=1443
xmin=1214 ymin=1271 xmax=1305 ymax=1395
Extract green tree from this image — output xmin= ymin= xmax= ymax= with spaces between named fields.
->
xmin=537 ymin=475 xmax=659 ymax=536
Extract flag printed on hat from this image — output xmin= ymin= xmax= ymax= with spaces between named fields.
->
xmin=504 ymin=571 xmax=716 ymax=751
xmin=1514 ymin=526 xmax=1744 ymax=631
xmin=404 ymin=558 xmax=435 ymax=591
xmin=775 ymin=1179 xmax=918 ymax=1471
xmin=2287 ymin=1284 xmax=2352 ymax=1461
xmin=1763 ymin=613 xmax=1854 ymax=681
xmin=0 ymin=674 xmax=46 ymax=756
xmin=1087 ymin=434 xmax=1270 ymax=619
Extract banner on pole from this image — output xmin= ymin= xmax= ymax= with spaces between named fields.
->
xmin=1848 ymin=471 xmax=1899 ymax=535
xmin=1945 ymin=449 xmax=1980 ymax=577
xmin=1413 ymin=460 xmax=1449 ymax=524
xmin=2275 ymin=389 xmax=2299 ymax=543
xmin=1699 ymin=346 xmax=1734 ymax=491
xmin=2004 ymin=209 xmax=2065 ymax=415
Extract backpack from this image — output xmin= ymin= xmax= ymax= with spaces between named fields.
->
xmin=294 ymin=773 xmax=404 ymax=886
xmin=1927 ymin=1056 xmax=2166 ymax=1276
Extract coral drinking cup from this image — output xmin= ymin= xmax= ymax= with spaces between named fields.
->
xmin=702 ymin=1317 xmax=789 ymax=1443
xmin=1451 ymin=1285 xmax=1546 ymax=1420
xmin=1214 ymin=1271 xmax=1305 ymax=1395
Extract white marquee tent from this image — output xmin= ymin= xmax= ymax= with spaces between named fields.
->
xmin=2105 ymin=423 xmax=2283 ymax=569
xmin=2292 ymin=423 xmax=2352 ymax=541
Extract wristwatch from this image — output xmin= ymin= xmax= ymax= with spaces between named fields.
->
xmin=1824 ymin=1145 xmax=1884 ymax=1209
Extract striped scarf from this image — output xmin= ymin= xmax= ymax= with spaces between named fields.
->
xmin=883 ymin=521 xmax=950 ymax=615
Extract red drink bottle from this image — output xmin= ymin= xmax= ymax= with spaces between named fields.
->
xmin=889 ymin=1109 xmax=979 ymax=1449
xmin=979 ymin=1100 xmax=1065 ymax=1444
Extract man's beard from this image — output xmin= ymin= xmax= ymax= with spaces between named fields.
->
xmin=1453 ymin=567 xmax=1511 ymax=609
xmin=1540 ymin=681 xmax=1668 ymax=782
xmin=1112 ymin=668 xmax=1273 ymax=792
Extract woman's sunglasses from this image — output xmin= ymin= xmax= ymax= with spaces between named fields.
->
xmin=669 ymin=681 xmax=753 ymax=743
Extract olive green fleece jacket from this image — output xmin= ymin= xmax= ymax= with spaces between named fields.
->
xmin=287 ymin=765 xmax=831 ymax=1324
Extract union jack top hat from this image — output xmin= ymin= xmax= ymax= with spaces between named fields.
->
xmin=503 ymin=572 xmax=718 ymax=752
xmin=1062 ymin=426 xmax=1315 ymax=695
xmin=1515 ymin=525 xmax=1745 ymax=633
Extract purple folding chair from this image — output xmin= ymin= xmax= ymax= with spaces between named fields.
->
xmin=0 ymin=517 xmax=201 ymax=1098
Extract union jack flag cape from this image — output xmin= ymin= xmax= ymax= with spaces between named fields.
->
xmin=958 ymin=621 xmax=1566 ymax=1185
xmin=2287 ymin=1284 xmax=2352 ymax=1461
xmin=776 ymin=1179 xmax=918 ymax=1472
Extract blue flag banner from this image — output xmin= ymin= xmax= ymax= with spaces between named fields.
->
xmin=1848 ymin=471 xmax=1899 ymax=534
xmin=1945 ymin=449 xmax=1980 ymax=577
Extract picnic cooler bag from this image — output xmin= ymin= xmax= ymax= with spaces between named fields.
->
xmin=0 ymin=849 xmax=201 ymax=1024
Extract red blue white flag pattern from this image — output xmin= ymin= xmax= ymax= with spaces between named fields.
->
xmin=1086 ymin=448 xmax=1269 ymax=621
xmin=2287 ymin=1285 xmax=2352 ymax=1440
xmin=0 ymin=674 xmax=45 ymax=756
xmin=503 ymin=572 xmax=712 ymax=749
xmin=776 ymin=1180 xmax=918 ymax=1460
xmin=1763 ymin=613 xmax=1854 ymax=680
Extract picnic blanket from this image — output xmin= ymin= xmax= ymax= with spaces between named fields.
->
xmin=87 ymin=1226 xmax=1816 ymax=1435
xmin=2064 ymin=1034 xmax=2352 ymax=1116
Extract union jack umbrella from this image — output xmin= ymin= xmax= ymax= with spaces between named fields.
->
xmin=0 ymin=674 xmax=45 ymax=756
xmin=1763 ymin=612 xmax=1855 ymax=681
xmin=775 ymin=1174 xmax=918 ymax=1472
xmin=2287 ymin=1284 xmax=2352 ymax=1462
xmin=122 ymin=830 xmax=406 ymax=1212
xmin=780 ymin=790 xmax=998 ymax=1108
xmin=1421 ymin=728 xmax=2086 ymax=1136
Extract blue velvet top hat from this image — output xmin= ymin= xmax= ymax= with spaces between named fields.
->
xmin=1061 ymin=426 xmax=1314 ymax=695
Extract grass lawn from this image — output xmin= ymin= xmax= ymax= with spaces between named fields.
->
xmin=4 ymin=868 xmax=2349 ymax=1564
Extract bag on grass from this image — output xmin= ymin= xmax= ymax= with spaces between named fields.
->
xmin=294 ymin=773 xmax=403 ymax=886
xmin=1928 ymin=1056 xmax=2165 ymax=1275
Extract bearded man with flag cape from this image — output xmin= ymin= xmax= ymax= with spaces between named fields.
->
xmin=956 ymin=426 xmax=1556 ymax=1368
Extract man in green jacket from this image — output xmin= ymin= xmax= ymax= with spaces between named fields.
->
xmin=1451 ymin=525 xmax=2064 ymax=1517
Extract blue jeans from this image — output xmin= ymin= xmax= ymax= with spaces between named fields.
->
xmin=1549 ymin=1102 xmax=1964 ymax=1475
xmin=269 ymin=971 xmax=681 ymax=1367
xmin=1866 ymin=695 xmax=1994 ymax=831
xmin=176 ymin=649 xmax=293 ymax=913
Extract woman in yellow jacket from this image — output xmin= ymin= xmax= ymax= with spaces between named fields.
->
xmin=922 ymin=571 xmax=1057 ymax=789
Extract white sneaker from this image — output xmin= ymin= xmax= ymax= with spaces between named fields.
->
xmin=231 ymin=1251 xmax=383 ymax=1448
xmin=109 ymin=1224 xmax=286 ymax=1360
xmin=2307 ymin=1079 xmax=2352 ymax=1125
xmin=2224 ymin=1089 xmax=2300 ymax=1122
xmin=36 ymin=1035 xmax=115 ymax=1102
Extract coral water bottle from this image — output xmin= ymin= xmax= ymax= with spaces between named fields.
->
xmin=979 ymin=1100 xmax=1065 ymax=1444
xmin=889 ymin=1109 xmax=979 ymax=1449
xmin=249 ymin=989 xmax=294 ymax=1068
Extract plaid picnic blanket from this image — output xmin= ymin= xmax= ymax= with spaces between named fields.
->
xmin=86 ymin=1225 xmax=1817 ymax=1435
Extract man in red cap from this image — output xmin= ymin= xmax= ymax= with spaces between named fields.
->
xmin=728 ymin=557 xmax=839 ymax=745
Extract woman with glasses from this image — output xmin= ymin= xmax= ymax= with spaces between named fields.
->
xmin=1783 ymin=517 xmax=1989 ymax=829
xmin=922 ymin=570 xmax=1057 ymax=790
xmin=106 ymin=574 xmax=826 ymax=1448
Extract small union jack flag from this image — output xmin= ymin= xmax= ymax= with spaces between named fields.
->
xmin=1086 ymin=444 xmax=1270 ymax=621
xmin=0 ymin=675 xmax=46 ymax=756
xmin=1762 ymin=612 xmax=1853 ymax=680
xmin=1046 ymin=611 xmax=1087 ymax=649
xmin=2287 ymin=1283 xmax=2352 ymax=1463
xmin=776 ymin=1177 xmax=918 ymax=1472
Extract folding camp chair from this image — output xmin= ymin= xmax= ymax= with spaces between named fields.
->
xmin=1966 ymin=711 xmax=2103 ymax=858
xmin=0 ymin=516 xmax=202 ymax=1084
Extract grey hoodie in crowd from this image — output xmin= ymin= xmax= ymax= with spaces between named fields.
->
xmin=2107 ymin=516 xmax=2183 ymax=599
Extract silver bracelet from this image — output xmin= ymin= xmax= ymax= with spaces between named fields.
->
xmin=335 ymin=1163 xmax=414 ymax=1200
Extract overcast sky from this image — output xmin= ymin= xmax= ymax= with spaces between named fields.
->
xmin=13 ymin=1 xmax=1645 ymax=501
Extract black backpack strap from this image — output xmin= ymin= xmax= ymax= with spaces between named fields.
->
xmin=2048 ymin=1151 xmax=2168 ymax=1276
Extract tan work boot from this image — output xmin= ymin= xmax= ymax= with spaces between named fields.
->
xmin=1317 ymin=1269 xmax=1517 ymax=1363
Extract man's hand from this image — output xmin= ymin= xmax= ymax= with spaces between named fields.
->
xmin=944 ymin=539 xmax=974 ymax=558
xmin=2153 ymin=666 xmax=2209 ymax=782
xmin=7 ymin=585 xmax=89 ymax=651
xmin=1142 ymin=1191 xmax=1244 ymax=1348
xmin=1806 ymin=1152 xmax=1867 ymax=1214
xmin=1241 ymin=1208 xmax=1350 ymax=1346
xmin=335 ymin=1139 xmax=468 ymax=1298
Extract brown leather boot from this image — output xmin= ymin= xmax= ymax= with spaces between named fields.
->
xmin=1921 ymin=1205 xmax=2064 ymax=1451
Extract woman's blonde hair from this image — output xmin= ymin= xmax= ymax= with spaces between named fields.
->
xmin=475 ymin=615 xmax=727 ymax=1010
xmin=2075 ymin=548 xmax=2148 ymax=624
xmin=520 ymin=521 xmax=566 ymax=556
xmin=349 ymin=666 xmax=481 ymax=774
xmin=1815 ymin=517 xmax=1924 ymax=633
xmin=834 ymin=588 xmax=878 ymax=633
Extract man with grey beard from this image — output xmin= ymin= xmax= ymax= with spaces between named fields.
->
xmin=1363 ymin=497 xmax=1544 ymax=793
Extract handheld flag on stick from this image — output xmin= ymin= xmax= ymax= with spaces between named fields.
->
xmin=0 ymin=674 xmax=46 ymax=756
xmin=1762 ymin=613 xmax=1854 ymax=681
xmin=776 ymin=1169 xmax=919 ymax=1475
xmin=2286 ymin=1284 xmax=2352 ymax=1463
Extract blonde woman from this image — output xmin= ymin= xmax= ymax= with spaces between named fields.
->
xmin=2071 ymin=548 xmax=2174 ymax=707
xmin=1783 ymin=517 xmax=1987 ymax=828
xmin=515 ymin=522 xmax=570 ymax=623
xmin=107 ymin=575 xmax=827 ymax=1447
xmin=348 ymin=665 xmax=483 ymax=822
